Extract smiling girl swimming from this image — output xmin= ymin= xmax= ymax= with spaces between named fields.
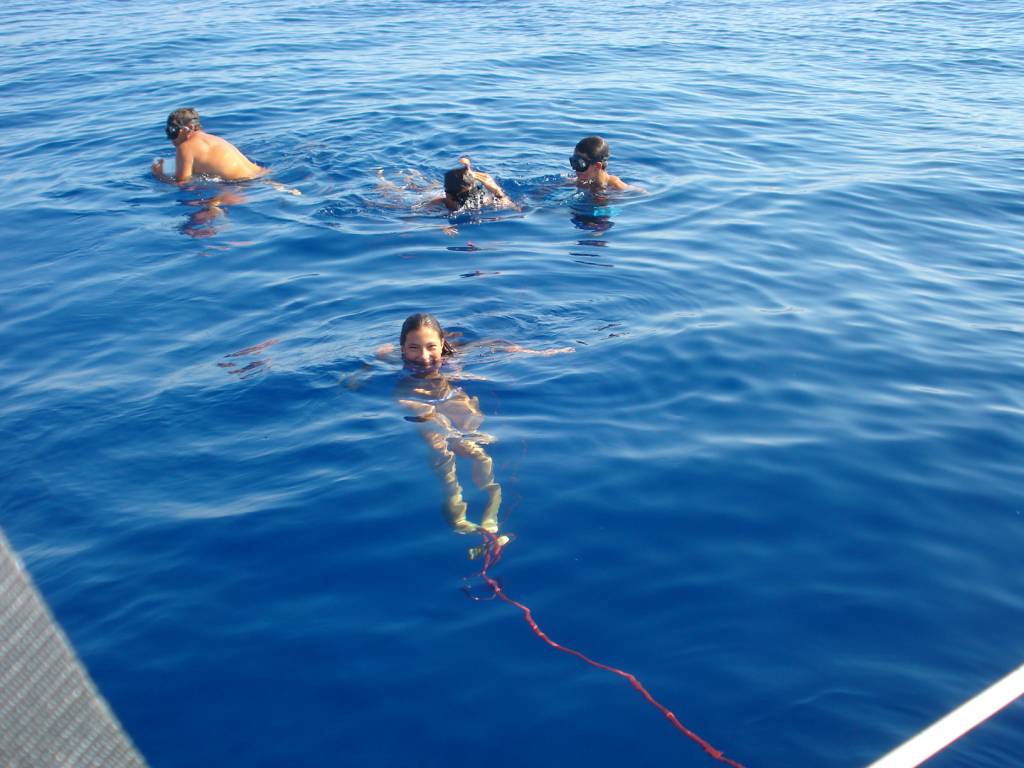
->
xmin=373 ymin=313 xmax=572 ymax=555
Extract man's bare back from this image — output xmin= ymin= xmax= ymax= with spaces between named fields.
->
xmin=176 ymin=131 xmax=265 ymax=181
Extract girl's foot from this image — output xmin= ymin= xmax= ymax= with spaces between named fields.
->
xmin=467 ymin=535 xmax=510 ymax=560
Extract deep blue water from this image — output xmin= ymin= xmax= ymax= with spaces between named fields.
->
xmin=2 ymin=1 xmax=1023 ymax=766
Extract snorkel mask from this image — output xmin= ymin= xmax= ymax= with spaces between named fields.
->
xmin=569 ymin=153 xmax=591 ymax=172
xmin=570 ymin=151 xmax=608 ymax=173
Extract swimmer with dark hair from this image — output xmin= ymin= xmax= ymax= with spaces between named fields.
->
xmin=376 ymin=157 xmax=518 ymax=236
xmin=153 ymin=108 xmax=263 ymax=183
xmin=152 ymin=107 xmax=300 ymax=194
xmin=434 ymin=157 xmax=516 ymax=212
xmin=354 ymin=313 xmax=573 ymax=556
xmin=393 ymin=312 xmax=505 ymax=550
xmin=569 ymin=136 xmax=645 ymax=192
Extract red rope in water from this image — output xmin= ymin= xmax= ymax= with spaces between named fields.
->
xmin=472 ymin=530 xmax=747 ymax=768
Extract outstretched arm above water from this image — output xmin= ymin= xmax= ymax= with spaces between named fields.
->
xmin=500 ymin=343 xmax=575 ymax=356
xmin=464 ymin=340 xmax=575 ymax=357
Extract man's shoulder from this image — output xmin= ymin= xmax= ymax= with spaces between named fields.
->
xmin=194 ymin=132 xmax=234 ymax=150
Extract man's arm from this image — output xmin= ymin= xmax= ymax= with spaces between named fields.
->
xmin=150 ymin=146 xmax=195 ymax=184
xmin=173 ymin=145 xmax=194 ymax=182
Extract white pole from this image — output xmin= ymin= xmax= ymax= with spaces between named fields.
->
xmin=867 ymin=662 xmax=1024 ymax=768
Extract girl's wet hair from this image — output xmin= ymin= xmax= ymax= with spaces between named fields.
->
xmin=574 ymin=136 xmax=611 ymax=163
xmin=443 ymin=166 xmax=475 ymax=197
xmin=165 ymin=107 xmax=202 ymax=140
xmin=400 ymin=313 xmax=456 ymax=356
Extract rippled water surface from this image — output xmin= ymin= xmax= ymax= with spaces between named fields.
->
xmin=2 ymin=1 xmax=1023 ymax=766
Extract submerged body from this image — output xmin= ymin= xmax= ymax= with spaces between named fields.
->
xmin=394 ymin=317 xmax=501 ymax=541
xmin=396 ymin=371 xmax=486 ymax=436
xmin=358 ymin=314 xmax=572 ymax=554
xmin=395 ymin=367 xmax=501 ymax=538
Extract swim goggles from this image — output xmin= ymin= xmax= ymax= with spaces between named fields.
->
xmin=571 ymin=152 xmax=608 ymax=172
xmin=165 ymin=120 xmax=197 ymax=141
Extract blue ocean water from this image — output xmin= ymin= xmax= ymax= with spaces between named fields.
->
xmin=2 ymin=0 xmax=1022 ymax=765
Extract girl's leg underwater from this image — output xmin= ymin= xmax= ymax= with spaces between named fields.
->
xmin=452 ymin=439 xmax=502 ymax=533
xmin=425 ymin=432 xmax=476 ymax=533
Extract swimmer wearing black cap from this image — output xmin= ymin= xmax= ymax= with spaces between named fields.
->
xmin=436 ymin=157 xmax=515 ymax=212
xmin=374 ymin=156 xmax=517 ymax=236
xmin=570 ymin=136 xmax=644 ymax=192
xmin=428 ymin=157 xmax=519 ymax=235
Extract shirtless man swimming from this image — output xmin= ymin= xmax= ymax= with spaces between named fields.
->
xmin=151 ymin=107 xmax=266 ymax=183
